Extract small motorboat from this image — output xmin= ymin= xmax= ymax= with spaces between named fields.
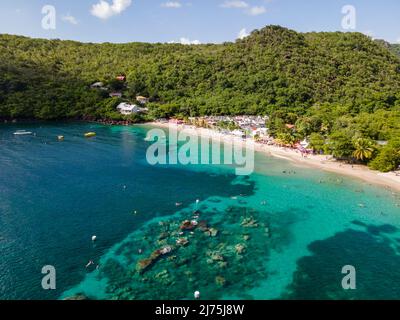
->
xmin=13 ymin=130 xmax=33 ymax=136
xmin=58 ymin=135 xmax=64 ymax=141
xmin=84 ymin=132 xmax=96 ymax=138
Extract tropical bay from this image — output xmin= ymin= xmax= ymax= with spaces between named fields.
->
xmin=1 ymin=1 xmax=400 ymax=302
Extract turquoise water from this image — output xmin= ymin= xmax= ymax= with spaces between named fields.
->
xmin=0 ymin=123 xmax=399 ymax=300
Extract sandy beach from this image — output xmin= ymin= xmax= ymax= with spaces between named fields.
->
xmin=148 ymin=122 xmax=400 ymax=193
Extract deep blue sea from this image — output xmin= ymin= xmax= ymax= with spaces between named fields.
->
xmin=0 ymin=122 xmax=399 ymax=300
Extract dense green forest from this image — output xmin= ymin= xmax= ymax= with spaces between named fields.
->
xmin=0 ymin=26 xmax=399 ymax=171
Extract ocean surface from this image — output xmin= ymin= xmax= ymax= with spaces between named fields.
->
xmin=0 ymin=122 xmax=399 ymax=300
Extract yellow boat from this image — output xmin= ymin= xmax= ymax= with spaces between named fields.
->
xmin=84 ymin=132 xmax=96 ymax=138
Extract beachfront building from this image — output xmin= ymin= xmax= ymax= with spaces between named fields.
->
xmin=200 ymin=115 xmax=268 ymax=130
xmin=300 ymin=139 xmax=310 ymax=149
xmin=117 ymin=103 xmax=148 ymax=115
xmin=90 ymin=82 xmax=106 ymax=89
xmin=169 ymin=118 xmax=184 ymax=125
xmin=231 ymin=129 xmax=246 ymax=138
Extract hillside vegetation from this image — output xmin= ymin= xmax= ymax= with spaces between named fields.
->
xmin=0 ymin=26 xmax=399 ymax=171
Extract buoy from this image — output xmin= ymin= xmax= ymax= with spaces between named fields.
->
xmin=194 ymin=291 xmax=200 ymax=299
xmin=92 ymin=235 xmax=97 ymax=242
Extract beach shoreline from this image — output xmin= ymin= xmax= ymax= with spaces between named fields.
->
xmin=147 ymin=122 xmax=400 ymax=193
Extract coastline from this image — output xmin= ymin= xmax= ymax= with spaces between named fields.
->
xmin=147 ymin=122 xmax=400 ymax=193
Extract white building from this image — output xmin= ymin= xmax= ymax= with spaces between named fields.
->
xmin=250 ymin=128 xmax=268 ymax=137
xmin=110 ymin=92 xmax=123 ymax=98
xmin=117 ymin=103 xmax=147 ymax=115
xmin=300 ymin=139 xmax=310 ymax=149
xmin=90 ymin=82 xmax=104 ymax=89
xmin=136 ymin=96 xmax=150 ymax=104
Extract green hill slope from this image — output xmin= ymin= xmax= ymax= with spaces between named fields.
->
xmin=1 ymin=25 xmax=400 ymax=119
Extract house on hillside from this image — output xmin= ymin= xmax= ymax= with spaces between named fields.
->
xmin=285 ymin=124 xmax=296 ymax=130
xmin=117 ymin=103 xmax=148 ymax=115
xmin=90 ymin=82 xmax=105 ymax=89
xmin=110 ymin=92 xmax=123 ymax=98
xmin=116 ymin=75 xmax=126 ymax=82
xmin=136 ymin=96 xmax=150 ymax=105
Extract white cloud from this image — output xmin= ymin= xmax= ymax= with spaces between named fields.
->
xmin=221 ymin=1 xmax=249 ymax=9
xmin=62 ymin=14 xmax=78 ymax=25
xmin=221 ymin=1 xmax=267 ymax=16
xmin=169 ymin=37 xmax=201 ymax=45
xmin=396 ymin=37 xmax=400 ymax=44
xmin=237 ymin=28 xmax=250 ymax=40
xmin=161 ymin=1 xmax=182 ymax=8
xmin=247 ymin=6 xmax=266 ymax=16
xmin=91 ymin=0 xmax=132 ymax=20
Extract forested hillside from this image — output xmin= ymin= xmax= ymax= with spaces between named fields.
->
xmin=1 ymin=26 xmax=399 ymax=171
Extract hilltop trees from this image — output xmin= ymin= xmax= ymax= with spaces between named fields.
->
xmin=369 ymin=139 xmax=400 ymax=172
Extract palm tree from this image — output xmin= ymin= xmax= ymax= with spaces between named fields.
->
xmin=352 ymin=138 xmax=376 ymax=162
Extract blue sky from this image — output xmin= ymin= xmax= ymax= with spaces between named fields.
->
xmin=0 ymin=0 xmax=399 ymax=43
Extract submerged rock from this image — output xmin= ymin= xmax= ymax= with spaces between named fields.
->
xmin=158 ymin=232 xmax=169 ymax=241
xmin=198 ymin=220 xmax=208 ymax=231
xmin=155 ymin=269 xmax=169 ymax=279
xmin=176 ymin=238 xmax=189 ymax=246
xmin=215 ymin=276 xmax=226 ymax=287
xmin=241 ymin=217 xmax=258 ymax=228
xmin=64 ymin=294 xmax=89 ymax=300
xmin=204 ymin=228 xmax=218 ymax=237
xmin=209 ymin=228 xmax=219 ymax=237
xmin=180 ymin=220 xmax=197 ymax=231
xmin=160 ymin=246 xmax=173 ymax=255
xmin=136 ymin=246 xmax=174 ymax=273
xmin=136 ymin=258 xmax=153 ymax=272
xmin=235 ymin=244 xmax=246 ymax=254
xmin=210 ymin=251 xmax=224 ymax=261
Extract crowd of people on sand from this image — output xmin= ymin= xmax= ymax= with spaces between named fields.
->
xmin=95 ymin=119 xmax=136 ymax=126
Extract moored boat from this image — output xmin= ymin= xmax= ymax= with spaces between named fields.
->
xmin=84 ymin=132 xmax=96 ymax=138
xmin=13 ymin=130 xmax=33 ymax=136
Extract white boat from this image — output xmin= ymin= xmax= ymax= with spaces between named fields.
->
xmin=13 ymin=130 xmax=33 ymax=136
